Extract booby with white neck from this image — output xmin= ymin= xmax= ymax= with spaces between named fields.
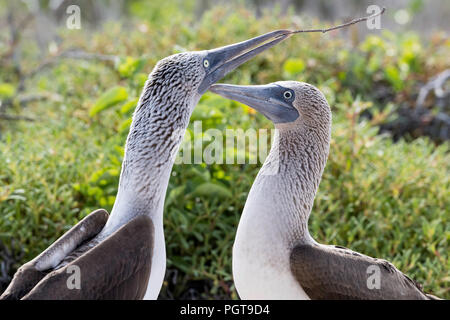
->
xmin=210 ymin=81 xmax=439 ymax=300
xmin=0 ymin=30 xmax=293 ymax=300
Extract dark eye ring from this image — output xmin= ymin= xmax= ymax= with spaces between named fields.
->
xmin=283 ymin=91 xmax=292 ymax=99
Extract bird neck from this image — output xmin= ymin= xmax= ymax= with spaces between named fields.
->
xmin=246 ymin=121 xmax=330 ymax=245
xmin=102 ymin=82 xmax=200 ymax=235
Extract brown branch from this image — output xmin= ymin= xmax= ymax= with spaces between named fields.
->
xmin=0 ymin=93 xmax=63 ymax=115
xmin=290 ymin=7 xmax=386 ymax=34
xmin=26 ymin=49 xmax=120 ymax=79
xmin=14 ymin=49 xmax=119 ymax=103
xmin=415 ymin=68 xmax=450 ymax=117
xmin=0 ymin=113 xmax=36 ymax=122
xmin=2 ymin=10 xmax=34 ymax=61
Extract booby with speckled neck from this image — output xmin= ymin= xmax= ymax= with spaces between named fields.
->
xmin=210 ymin=81 xmax=439 ymax=300
xmin=0 ymin=30 xmax=293 ymax=300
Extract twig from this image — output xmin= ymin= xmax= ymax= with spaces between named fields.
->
xmin=0 ymin=93 xmax=62 ymax=114
xmin=290 ymin=7 xmax=386 ymax=34
xmin=0 ymin=113 xmax=36 ymax=122
xmin=416 ymin=69 xmax=450 ymax=108
xmin=26 ymin=49 xmax=120 ymax=79
xmin=15 ymin=49 xmax=119 ymax=101
xmin=2 ymin=9 xmax=34 ymax=62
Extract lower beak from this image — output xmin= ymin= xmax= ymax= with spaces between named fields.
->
xmin=198 ymin=30 xmax=292 ymax=93
xmin=209 ymin=83 xmax=299 ymax=124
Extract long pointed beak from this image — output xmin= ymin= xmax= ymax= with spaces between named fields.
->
xmin=210 ymin=83 xmax=299 ymax=124
xmin=198 ymin=30 xmax=292 ymax=93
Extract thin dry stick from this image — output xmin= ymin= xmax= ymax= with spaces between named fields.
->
xmin=290 ymin=7 xmax=386 ymax=34
xmin=0 ymin=113 xmax=36 ymax=122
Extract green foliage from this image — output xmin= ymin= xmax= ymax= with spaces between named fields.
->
xmin=0 ymin=2 xmax=449 ymax=299
xmin=0 ymin=83 xmax=16 ymax=99
xmin=283 ymin=58 xmax=305 ymax=76
xmin=89 ymin=86 xmax=129 ymax=117
xmin=116 ymin=57 xmax=147 ymax=78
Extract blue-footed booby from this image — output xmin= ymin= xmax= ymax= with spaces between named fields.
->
xmin=0 ymin=30 xmax=293 ymax=300
xmin=210 ymin=81 xmax=440 ymax=300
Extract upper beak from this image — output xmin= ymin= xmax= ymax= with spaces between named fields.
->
xmin=198 ymin=30 xmax=292 ymax=94
xmin=209 ymin=83 xmax=299 ymax=124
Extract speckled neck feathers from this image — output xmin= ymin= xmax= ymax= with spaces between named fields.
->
xmin=248 ymin=85 xmax=332 ymax=245
xmin=268 ymin=123 xmax=330 ymax=243
xmin=232 ymin=86 xmax=332 ymax=299
xmin=104 ymin=53 xmax=204 ymax=234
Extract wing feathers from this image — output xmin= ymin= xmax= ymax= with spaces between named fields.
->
xmin=290 ymin=243 xmax=433 ymax=300
xmin=0 ymin=209 xmax=108 ymax=300
xmin=34 ymin=209 xmax=109 ymax=271
xmin=22 ymin=215 xmax=154 ymax=300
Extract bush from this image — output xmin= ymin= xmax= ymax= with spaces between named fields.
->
xmin=0 ymin=3 xmax=448 ymax=299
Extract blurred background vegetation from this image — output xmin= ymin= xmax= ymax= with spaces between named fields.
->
xmin=0 ymin=0 xmax=449 ymax=299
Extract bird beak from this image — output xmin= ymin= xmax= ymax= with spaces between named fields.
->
xmin=198 ymin=30 xmax=292 ymax=94
xmin=209 ymin=83 xmax=299 ymax=124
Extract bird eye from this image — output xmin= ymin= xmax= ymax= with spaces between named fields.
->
xmin=283 ymin=91 xmax=292 ymax=99
xmin=203 ymin=59 xmax=210 ymax=68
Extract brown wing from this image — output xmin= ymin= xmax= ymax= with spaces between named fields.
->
xmin=0 ymin=209 xmax=109 ymax=300
xmin=21 ymin=215 xmax=154 ymax=300
xmin=290 ymin=243 xmax=436 ymax=300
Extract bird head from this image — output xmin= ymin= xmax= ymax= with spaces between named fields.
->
xmin=209 ymin=81 xmax=331 ymax=131
xmin=144 ymin=30 xmax=292 ymax=104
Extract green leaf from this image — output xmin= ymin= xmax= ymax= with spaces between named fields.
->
xmin=191 ymin=182 xmax=232 ymax=199
xmin=118 ymin=118 xmax=132 ymax=132
xmin=89 ymin=86 xmax=128 ymax=116
xmin=120 ymin=98 xmax=139 ymax=114
xmin=384 ymin=65 xmax=404 ymax=91
xmin=165 ymin=185 xmax=186 ymax=208
xmin=190 ymin=103 xmax=224 ymax=121
xmin=116 ymin=57 xmax=145 ymax=78
xmin=188 ymin=166 xmax=211 ymax=182
xmin=0 ymin=83 xmax=16 ymax=98
xmin=133 ymin=73 xmax=148 ymax=87
xmin=283 ymin=58 xmax=305 ymax=75
xmin=409 ymin=0 xmax=424 ymax=13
